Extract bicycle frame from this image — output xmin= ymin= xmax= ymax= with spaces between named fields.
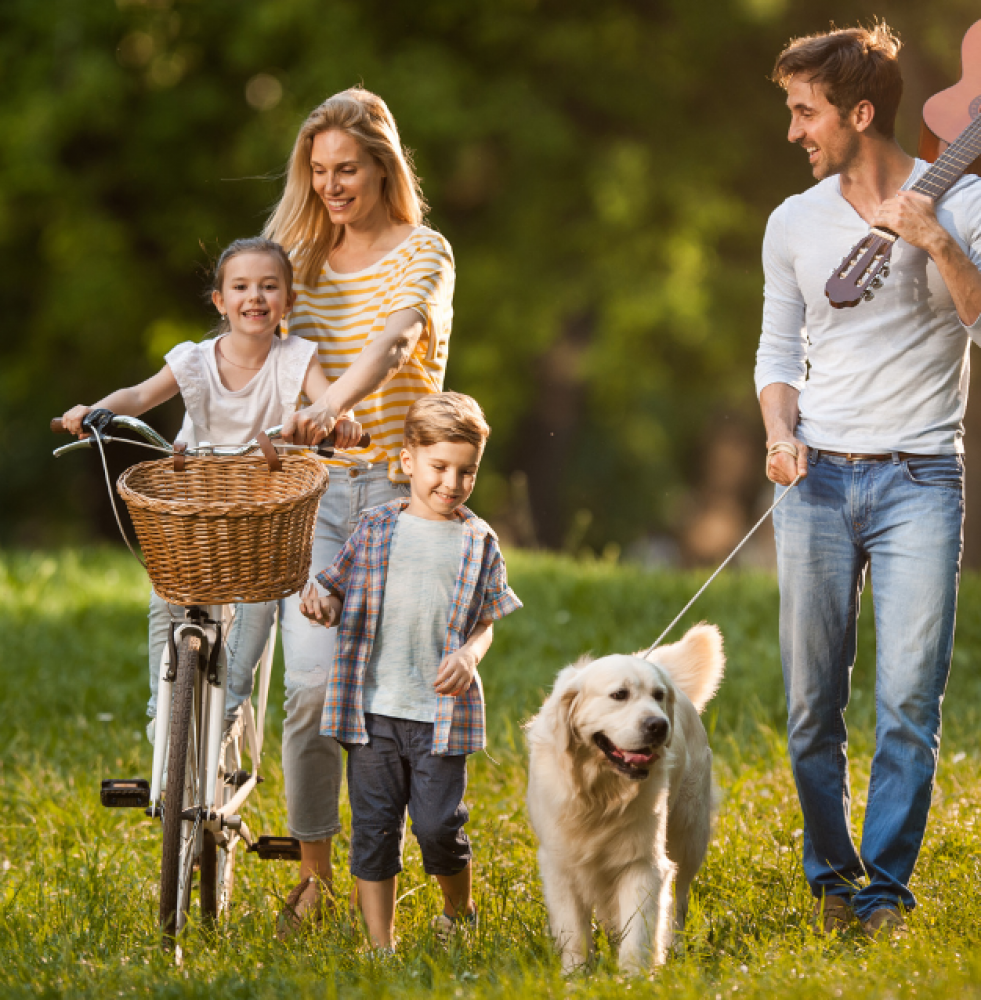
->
xmin=147 ymin=602 xmax=276 ymax=931
xmin=51 ymin=411 xmax=367 ymax=939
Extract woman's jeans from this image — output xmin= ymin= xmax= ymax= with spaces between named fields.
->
xmin=147 ymin=594 xmax=277 ymax=722
xmin=278 ymin=464 xmax=408 ymax=842
xmin=773 ymin=451 xmax=963 ymax=922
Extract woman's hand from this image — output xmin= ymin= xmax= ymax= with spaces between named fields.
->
xmin=283 ymin=399 xmax=339 ymax=445
xmin=61 ymin=404 xmax=93 ymax=438
xmin=299 ymin=583 xmax=342 ymax=627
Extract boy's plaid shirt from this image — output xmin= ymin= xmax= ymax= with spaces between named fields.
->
xmin=316 ymin=499 xmax=522 ymax=754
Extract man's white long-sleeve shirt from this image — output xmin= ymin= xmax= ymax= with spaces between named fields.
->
xmin=755 ymin=160 xmax=981 ymax=455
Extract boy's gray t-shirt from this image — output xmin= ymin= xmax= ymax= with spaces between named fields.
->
xmin=362 ymin=512 xmax=465 ymax=722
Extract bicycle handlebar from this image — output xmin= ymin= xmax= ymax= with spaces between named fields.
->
xmin=51 ymin=412 xmax=370 ymax=458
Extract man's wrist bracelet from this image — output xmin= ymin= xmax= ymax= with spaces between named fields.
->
xmin=766 ymin=440 xmax=799 ymax=460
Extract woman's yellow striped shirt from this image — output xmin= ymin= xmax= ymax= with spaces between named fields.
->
xmin=288 ymin=226 xmax=455 ymax=480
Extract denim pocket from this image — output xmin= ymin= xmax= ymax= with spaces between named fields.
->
xmin=902 ymin=456 xmax=964 ymax=491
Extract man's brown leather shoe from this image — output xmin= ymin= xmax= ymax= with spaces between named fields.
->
xmin=861 ymin=907 xmax=908 ymax=940
xmin=812 ymin=894 xmax=853 ymax=934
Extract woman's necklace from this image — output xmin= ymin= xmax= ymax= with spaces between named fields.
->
xmin=216 ymin=337 xmax=268 ymax=371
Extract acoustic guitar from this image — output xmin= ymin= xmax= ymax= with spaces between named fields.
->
xmin=825 ymin=19 xmax=981 ymax=309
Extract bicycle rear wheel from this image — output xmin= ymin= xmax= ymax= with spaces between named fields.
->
xmin=159 ymin=634 xmax=200 ymax=942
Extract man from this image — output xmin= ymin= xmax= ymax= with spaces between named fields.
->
xmin=756 ymin=23 xmax=981 ymax=939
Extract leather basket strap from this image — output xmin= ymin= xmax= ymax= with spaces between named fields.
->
xmin=256 ymin=431 xmax=283 ymax=473
xmin=173 ymin=441 xmax=187 ymax=473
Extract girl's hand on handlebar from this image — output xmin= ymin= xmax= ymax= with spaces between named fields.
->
xmin=332 ymin=413 xmax=364 ymax=450
xmin=299 ymin=583 xmax=341 ymax=627
xmin=61 ymin=404 xmax=94 ymax=438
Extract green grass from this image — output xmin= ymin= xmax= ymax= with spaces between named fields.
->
xmin=3 ymin=548 xmax=981 ymax=997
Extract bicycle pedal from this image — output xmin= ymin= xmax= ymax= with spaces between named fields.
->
xmin=100 ymin=779 xmax=150 ymax=808
xmin=224 ymin=769 xmax=262 ymax=788
xmin=247 ymin=835 xmax=302 ymax=861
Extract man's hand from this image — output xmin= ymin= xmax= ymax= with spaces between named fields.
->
xmin=766 ymin=436 xmax=808 ymax=485
xmin=435 ymin=648 xmax=478 ymax=697
xmin=872 ymin=191 xmax=946 ymax=255
xmin=299 ymin=583 xmax=341 ymax=627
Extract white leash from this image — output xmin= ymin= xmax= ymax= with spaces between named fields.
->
xmin=640 ymin=474 xmax=801 ymax=657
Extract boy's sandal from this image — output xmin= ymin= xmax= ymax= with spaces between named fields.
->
xmin=432 ymin=905 xmax=478 ymax=944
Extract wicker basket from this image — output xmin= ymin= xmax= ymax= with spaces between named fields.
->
xmin=117 ymin=454 xmax=329 ymax=605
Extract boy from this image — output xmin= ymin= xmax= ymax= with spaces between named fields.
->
xmin=299 ymin=391 xmax=521 ymax=948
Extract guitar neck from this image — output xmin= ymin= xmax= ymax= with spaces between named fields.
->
xmin=912 ymin=113 xmax=981 ymax=200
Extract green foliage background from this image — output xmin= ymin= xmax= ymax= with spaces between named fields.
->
xmin=2 ymin=0 xmax=978 ymax=547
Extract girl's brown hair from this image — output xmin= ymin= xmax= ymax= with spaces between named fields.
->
xmin=211 ymin=237 xmax=293 ymax=334
xmin=263 ymin=87 xmax=426 ymax=286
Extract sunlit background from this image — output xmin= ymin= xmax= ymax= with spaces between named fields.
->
xmin=3 ymin=0 xmax=980 ymax=565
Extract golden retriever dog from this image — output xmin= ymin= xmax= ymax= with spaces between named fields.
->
xmin=525 ymin=624 xmax=724 ymax=975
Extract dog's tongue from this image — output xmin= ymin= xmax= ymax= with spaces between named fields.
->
xmin=621 ymin=749 xmax=654 ymax=766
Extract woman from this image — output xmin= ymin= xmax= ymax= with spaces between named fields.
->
xmin=265 ymin=87 xmax=455 ymax=934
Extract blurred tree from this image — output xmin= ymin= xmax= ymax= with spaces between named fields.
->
xmin=1 ymin=0 xmax=978 ymax=557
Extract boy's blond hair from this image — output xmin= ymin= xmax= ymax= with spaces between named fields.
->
xmin=403 ymin=392 xmax=490 ymax=451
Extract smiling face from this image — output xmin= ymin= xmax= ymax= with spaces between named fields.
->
xmin=570 ymin=656 xmax=675 ymax=781
xmin=785 ymin=75 xmax=864 ymax=180
xmin=400 ymin=440 xmax=482 ymax=521
xmin=211 ymin=251 xmax=292 ymax=340
xmin=310 ymin=129 xmax=388 ymax=229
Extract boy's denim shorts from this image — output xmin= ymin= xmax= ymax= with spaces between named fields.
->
xmin=344 ymin=713 xmax=471 ymax=881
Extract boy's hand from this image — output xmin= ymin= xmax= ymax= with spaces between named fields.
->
xmin=299 ymin=582 xmax=341 ymax=627
xmin=61 ymin=404 xmax=93 ymax=438
xmin=333 ymin=413 xmax=364 ymax=450
xmin=435 ymin=649 xmax=477 ymax=697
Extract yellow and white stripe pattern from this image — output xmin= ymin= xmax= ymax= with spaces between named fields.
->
xmin=288 ymin=227 xmax=455 ymax=480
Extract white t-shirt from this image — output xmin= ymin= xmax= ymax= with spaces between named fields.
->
xmin=166 ymin=335 xmax=316 ymax=447
xmin=362 ymin=512 xmax=465 ymax=723
xmin=755 ymin=160 xmax=981 ymax=455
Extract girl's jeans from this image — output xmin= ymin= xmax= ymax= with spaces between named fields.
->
xmin=147 ymin=594 xmax=276 ymax=722
xmin=772 ymin=450 xmax=963 ymax=922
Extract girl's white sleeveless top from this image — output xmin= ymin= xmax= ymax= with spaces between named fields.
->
xmin=166 ymin=335 xmax=316 ymax=448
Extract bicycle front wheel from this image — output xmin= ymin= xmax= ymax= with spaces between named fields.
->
xmin=159 ymin=633 xmax=200 ymax=942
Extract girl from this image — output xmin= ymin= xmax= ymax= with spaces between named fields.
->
xmin=261 ymin=87 xmax=456 ymax=935
xmin=59 ymin=236 xmax=362 ymax=739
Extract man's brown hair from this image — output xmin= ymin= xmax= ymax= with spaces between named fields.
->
xmin=404 ymin=392 xmax=490 ymax=451
xmin=772 ymin=22 xmax=903 ymax=139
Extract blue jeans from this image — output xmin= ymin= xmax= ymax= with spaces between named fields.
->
xmin=772 ymin=450 xmax=963 ymax=921
xmin=147 ymin=593 xmax=277 ymax=721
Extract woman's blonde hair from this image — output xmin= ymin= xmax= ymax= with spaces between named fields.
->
xmin=264 ymin=87 xmax=427 ymax=285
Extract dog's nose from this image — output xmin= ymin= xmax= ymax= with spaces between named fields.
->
xmin=642 ymin=716 xmax=669 ymax=746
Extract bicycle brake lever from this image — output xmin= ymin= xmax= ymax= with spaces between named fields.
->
xmin=82 ymin=408 xmax=116 ymax=436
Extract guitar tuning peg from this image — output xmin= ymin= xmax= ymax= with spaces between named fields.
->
xmin=863 ymin=289 xmax=875 ymax=301
xmin=871 ymin=277 xmax=883 ymax=289
xmin=880 ymin=265 xmax=890 ymax=278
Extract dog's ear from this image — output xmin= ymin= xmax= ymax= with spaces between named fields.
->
xmin=640 ymin=622 xmax=724 ymax=714
xmin=548 ymin=663 xmax=585 ymax=755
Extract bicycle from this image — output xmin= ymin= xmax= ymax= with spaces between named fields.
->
xmin=51 ymin=409 xmax=367 ymax=943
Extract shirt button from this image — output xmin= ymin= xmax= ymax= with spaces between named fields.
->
xmin=348 ymin=469 xmax=359 ymax=479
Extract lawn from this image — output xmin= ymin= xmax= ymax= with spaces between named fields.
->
xmin=2 ymin=548 xmax=981 ymax=998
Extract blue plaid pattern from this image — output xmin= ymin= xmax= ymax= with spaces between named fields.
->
xmin=317 ymin=499 xmax=522 ymax=754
